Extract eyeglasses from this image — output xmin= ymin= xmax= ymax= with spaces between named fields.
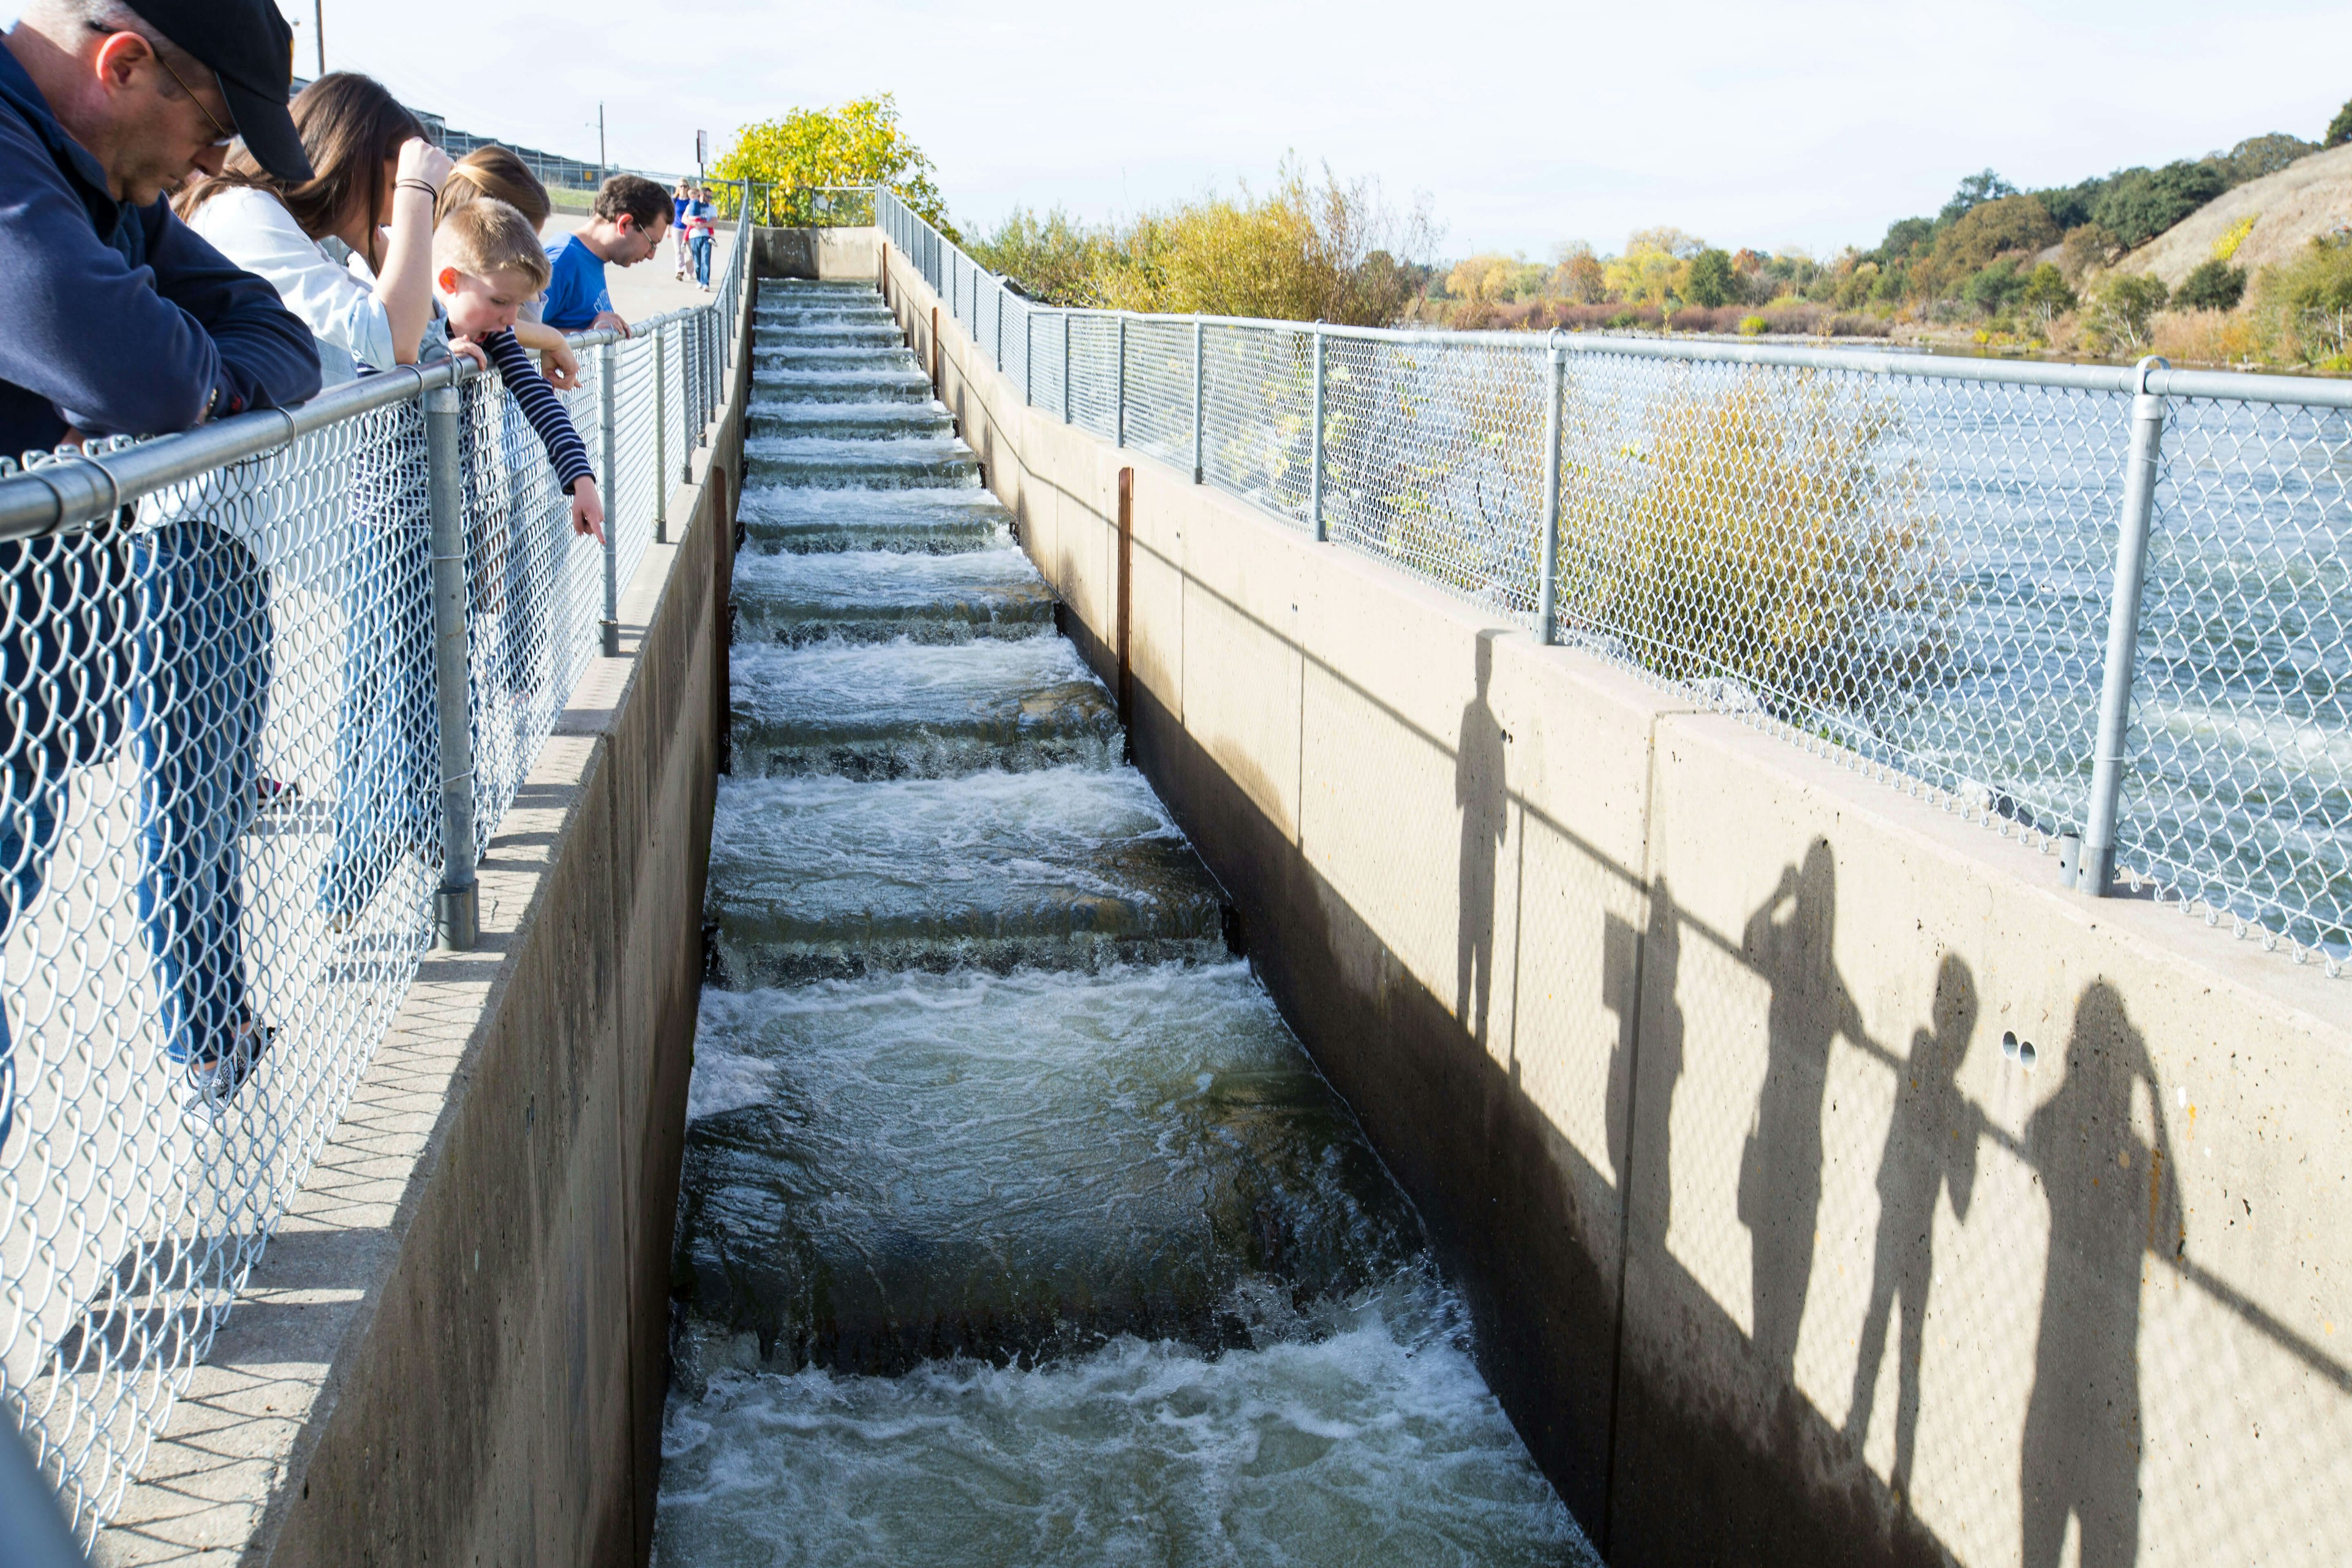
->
xmin=154 ymin=50 xmax=235 ymax=148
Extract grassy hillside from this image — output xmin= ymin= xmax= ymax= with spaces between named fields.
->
xmin=2119 ymin=141 xmax=2352 ymax=287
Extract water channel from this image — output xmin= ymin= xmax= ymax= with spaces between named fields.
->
xmin=650 ymin=282 xmax=1595 ymax=1565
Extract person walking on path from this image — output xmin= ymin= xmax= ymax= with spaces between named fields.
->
xmin=0 ymin=0 xmax=319 ymax=1134
xmin=672 ymin=177 xmax=691 ymax=279
xmin=687 ymin=184 xmax=715 ymax=288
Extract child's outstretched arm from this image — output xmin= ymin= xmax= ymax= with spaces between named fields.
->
xmin=478 ymin=328 xmax=605 ymax=543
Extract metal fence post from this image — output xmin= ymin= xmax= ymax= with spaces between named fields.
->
xmin=2079 ymin=355 xmax=2169 ymax=896
xmin=1192 ymin=319 xmax=1205 ymax=484
xmin=423 ymin=382 xmax=478 ymax=951
xmin=1537 ymin=331 xmax=1565 ymax=644
xmin=653 ymin=323 xmax=669 ymax=545
xmin=682 ymin=318 xmax=698 ymax=481
xmin=1310 ymin=322 xmax=1327 ymax=541
xmin=598 ymin=336 xmax=621 ymax=657
xmin=1062 ymin=314 xmax=1072 ymax=424
xmin=994 ymin=286 xmax=1004 ymax=374
xmin=1115 ymin=314 xmax=1127 ymax=448
xmin=1024 ymin=307 xmax=1034 ymax=408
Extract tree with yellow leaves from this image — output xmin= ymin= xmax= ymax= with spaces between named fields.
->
xmin=714 ymin=95 xmax=953 ymax=235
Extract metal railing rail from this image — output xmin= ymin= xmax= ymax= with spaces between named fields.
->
xmin=0 ymin=184 xmax=760 ymax=1542
xmin=871 ymin=186 xmax=2352 ymax=972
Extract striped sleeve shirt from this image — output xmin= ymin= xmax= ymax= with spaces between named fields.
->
xmin=481 ymin=327 xmax=594 ymax=491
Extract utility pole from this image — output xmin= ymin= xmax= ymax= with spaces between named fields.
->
xmin=312 ymin=0 xmax=324 ymax=75
xmin=597 ymin=102 xmax=606 ymax=178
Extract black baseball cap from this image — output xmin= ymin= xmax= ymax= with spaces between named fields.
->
xmin=130 ymin=0 xmax=314 ymax=184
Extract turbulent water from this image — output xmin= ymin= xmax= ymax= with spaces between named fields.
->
xmin=655 ymin=280 xmax=1594 ymax=1566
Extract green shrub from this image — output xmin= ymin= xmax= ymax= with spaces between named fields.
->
xmin=2175 ymin=260 xmax=2248 ymax=312
xmin=2255 ymin=235 xmax=2352 ymax=361
xmin=2092 ymin=274 xmax=2171 ymax=352
xmin=1685 ymin=249 xmax=1736 ymax=308
xmin=2329 ymin=97 xmax=2352 ymax=148
xmin=1738 ymin=314 xmax=1768 ymax=336
xmin=2020 ymin=262 xmax=2076 ymax=326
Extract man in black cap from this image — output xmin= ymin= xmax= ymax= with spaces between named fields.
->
xmin=0 ymin=0 xmax=322 ymax=452
xmin=0 ymin=0 xmax=322 ymax=1137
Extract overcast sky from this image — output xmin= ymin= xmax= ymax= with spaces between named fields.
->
xmin=276 ymin=0 xmax=2349 ymax=260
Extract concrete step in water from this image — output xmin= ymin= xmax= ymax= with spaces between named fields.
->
xmin=671 ymin=962 xmax=1428 ymax=1382
xmin=755 ymin=292 xmax=892 ymax=319
xmin=731 ymin=545 xmax=1054 ymax=645
xmin=704 ymin=767 xmax=1228 ymax=984
xmin=751 ymin=344 xmax=920 ymax=371
xmin=744 ymin=435 xmax=976 ymax=491
xmin=737 ymin=487 xmax=1012 ymax=556
xmin=750 ymin=365 xmax=933 ymax=404
xmin=745 ymin=403 xmax=953 ymax=442
xmin=728 ymin=637 xmax=1120 ymax=779
xmin=749 ymin=324 xmax=906 ymax=347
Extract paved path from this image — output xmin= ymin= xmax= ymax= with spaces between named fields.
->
xmin=545 ymin=216 xmax=739 ymax=330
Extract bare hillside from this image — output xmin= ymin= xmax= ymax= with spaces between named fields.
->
xmin=2121 ymin=141 xmax=2352 ymax=286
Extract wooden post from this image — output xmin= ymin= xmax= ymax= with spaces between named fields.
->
xmin=1117 ymin=467 xmax=1134 ymax=723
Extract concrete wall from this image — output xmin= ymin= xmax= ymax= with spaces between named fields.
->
xmin=881 ymin=241 xmax=2352 ymax=1567
xmin=96 ymin=285 xmax=752 ymax=1568
xmin=753 ymin=226 xmax=880 ymax=284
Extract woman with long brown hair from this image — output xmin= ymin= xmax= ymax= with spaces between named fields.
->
xmin=176 ymin=72 xmax=448 ymax=380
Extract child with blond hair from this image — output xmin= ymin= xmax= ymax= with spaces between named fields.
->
xmin=432 ymin=199 xmax=605 ymax=542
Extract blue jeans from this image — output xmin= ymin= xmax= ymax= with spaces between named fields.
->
xmin=318 ymin=505 xmax=437 ymax=922
xmin=0 ymin=530 xmax=130 ymax=1144
xmin=130 ymin=521 xmax=268 ymax=1066
xmin=0 ymin=763 xmax=66 ymax=1149
xmin=692 ymin=233 xmax=712 ymax=286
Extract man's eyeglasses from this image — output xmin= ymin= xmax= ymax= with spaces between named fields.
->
xmin=153 ymin=48 xmax=236 ymax=149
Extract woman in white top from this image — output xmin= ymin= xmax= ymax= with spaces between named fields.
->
xmin=154 ymin=77 xmax=450 ymax=1093
xmin=179 ymin=74 xmax=447 ymax=385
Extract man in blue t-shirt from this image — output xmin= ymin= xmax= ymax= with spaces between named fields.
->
xmin=542 ymin=172 xmax=670 ymax=337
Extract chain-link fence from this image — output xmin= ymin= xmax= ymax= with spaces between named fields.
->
xmin=0 ymin=187 xmax=755 ymax=1543
xmin=877 ymin=189 xmax=2352 ymax=973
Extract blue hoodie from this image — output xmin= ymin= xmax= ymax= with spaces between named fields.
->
xmin=0 ymin=39 xmax=320 ymax=458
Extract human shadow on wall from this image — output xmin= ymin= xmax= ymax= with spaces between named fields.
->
xmin=1456 ymin=631 xmax=1509 ymax=1049
xmin=1607 ymin=875 xmax=1684 ymax=1251
xmin=1739 ymin=840 xmax=1872 ymax=1395
xmin=2019 ymin=981 xmax=2182 ymax=1568
xmin=1844 ymin=954 xmax=1981 ymax=1506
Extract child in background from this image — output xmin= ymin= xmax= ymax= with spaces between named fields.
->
xmin=432 ymin=200 xmax=606 ymax=544
xmin=673 ymin=178 xmax=692 ymax=280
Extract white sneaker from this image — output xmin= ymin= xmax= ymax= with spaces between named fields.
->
xmin=179 ymin=1022 xmax=275 ymax=1130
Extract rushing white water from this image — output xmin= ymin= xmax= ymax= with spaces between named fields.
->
xmin=729 ymin=636 xmax=1114 ymax=763
xmin=656 ymin=1292 xmax=1594 ymax=1568
xmin=705 ymin=769 xmax=1224 ymax=978
xmin=733 ymin=546 xmax=1053 ymax=644
xmin=660 ymin=279 xmax=1591 ymax=1566
xmin=675 ymin=964 xmax=1423 ymax=1378
xmin=737 ymin=486 xmax=1008 ymax=554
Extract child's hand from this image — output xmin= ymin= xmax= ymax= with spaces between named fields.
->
xmin=446 ymin=336 xmax=490 ymax=372
xmin=570 ymin=478 xmax=606 ymax=543
xmin=538 ymin=341 xmax=581 ymax=391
